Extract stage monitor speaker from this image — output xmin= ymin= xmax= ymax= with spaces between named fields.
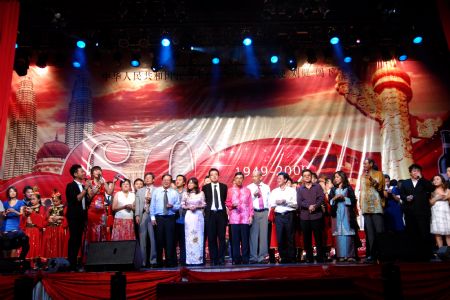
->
xmin=85 ymin=240 xmax=142 ymax=271
xmin=437 ymin=246 xmax=450 ymax=261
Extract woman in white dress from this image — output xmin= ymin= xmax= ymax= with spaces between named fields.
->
xmin=182 ymin=177 xmax=206 ymax=265
xmin=430 ymin=175 xmax=450 ymax=248
xmin=112 ymin=179 xmax=136 ymax=241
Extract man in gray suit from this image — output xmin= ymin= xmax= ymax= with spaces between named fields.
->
xmin=135 ymin=172 xmax=157 ymax=267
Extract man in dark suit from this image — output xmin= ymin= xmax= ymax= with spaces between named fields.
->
xmin=400 ymin=163 xmax=434 ymax=260
xmin=65 ymin=164 xmax=90 ymax=270
xmin=202 ymin=168 xmax=228 ymax=265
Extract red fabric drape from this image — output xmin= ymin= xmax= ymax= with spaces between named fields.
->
xmin=399 ymin=262 xmax=450 ymax=300
xmin=186 ymin=265 xmax=384 ymax=299
xmin=0 ymin=274 xmax=21 ymax=300
xmin=41 ymin=270 xmax=181 ymax=300
xmin=0 ymin=0 xmax=20 ymax=168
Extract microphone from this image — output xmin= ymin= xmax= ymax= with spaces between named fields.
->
xmin=115 ymin=173 xmax=127 ymax=182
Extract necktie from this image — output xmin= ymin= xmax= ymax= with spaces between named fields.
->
xmin=213 ymin=184 xmax=219 ymax=210
xmin=163 ymin=190 xmax=168 ymax=215
xmin=258 ymin=184 xmax=264 ymax=209
xmin=144 ymin=187 xmax=151 ymax=212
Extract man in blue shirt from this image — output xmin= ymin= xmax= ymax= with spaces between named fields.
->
xmin=22 ymin=186 xmax=33 ymax=207
xmin=150 ymin=174 xmax=180 ymax=267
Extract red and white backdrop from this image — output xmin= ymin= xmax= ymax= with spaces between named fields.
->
xmin=0 ymin=59 xmax=449 ymax=201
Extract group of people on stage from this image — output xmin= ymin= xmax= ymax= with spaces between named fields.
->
xmin=0 ymin=186 xmax=67 ymax=265
xmin=1 ymin=160 xmax=450 ymax=270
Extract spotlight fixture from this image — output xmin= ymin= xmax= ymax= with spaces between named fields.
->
xmin=76 ymin=40 xmax=86 ymax=49
xmin=242 ymin=37 xmax=252 ymax=46
xmin=130 ymin=52 xmax=141 ymax=67
xmin=212 ymin=57 xmax=220 ymax=65
xmin=412 ymin=36 xmax=423 ymax=44
xmin=270 ymin=55 xmax=279 ymax=64
xmin=344 ymin=56 xmax=352 ymax=63
xmin=72 ymin=61 xmax=81 ymax=68
xmin=36 ymin=53 xmax=48 ymax=68
xmin=306 ymin=49 xmax=317 ymax=64
xmin=396 ymin=47 xmax=408 ymax=61
xmin=14 ymin=49 xmax=30 ymax=76
xmin=329 ymin=36 xmax=339 ymax=45
xmin=161 ymin=38 xmax=171 ymax=47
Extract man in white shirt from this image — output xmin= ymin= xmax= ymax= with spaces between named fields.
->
xmin=247 ymin=170 xmax=271 ymax=264
xmin=269 ymin=172 xmax=297 ymax=263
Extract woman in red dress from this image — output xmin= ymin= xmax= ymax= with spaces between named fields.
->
xmin=86 ymin=166 xmax=117 ymax=243
xmin=20 ymin=188 xmax=45 ymax=262
xmin=43 ymin=190 xmax=67 ymax=258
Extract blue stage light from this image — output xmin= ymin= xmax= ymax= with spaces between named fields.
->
xmin=412 ymin=36 xmax=423 ymax=44
xmin=330 ymin=37 xmax=340 ymax=45
xmin=161 ymin=38 xmax=171 ymax=47
xmin=15 ymin=43 xmax=18 ymax=49
xmin=243 ymin=38 xmax=252 ymax=46
xmin=212 ymin=57 xmax=220 ymax=65
xmin=344 ymin=56 xmax=352 ymax=63
xmin=130 ymin=59 xmax=140 ymax=67
xmin=72 ymin=61 xmax=81 ymax=68
xmin=76 ymin=40 xmax=86 ymax=49
xmin=270 ymin=55 xmax=279 ymax=64
xmin=398 ymin=54 xmax=408 ymax=61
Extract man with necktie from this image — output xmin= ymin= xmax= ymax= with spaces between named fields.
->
xmin=135 ymin=172 xmax=157 ymax=267
xmin=247 ymin=170 xmax=271 ymax=264
xmin=202 ymin=168 xmax=228 ymax=266
xmin=150 ymin=174 xmax=180 ymax=267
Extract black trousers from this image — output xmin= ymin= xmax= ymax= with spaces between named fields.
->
xmin=175 ymin=222 xmax=186 ymax=265
xmin=155 ymin=215 xmax=177 ymax=267
xmin=275 ymin=211 xmax=295 ymax=263
xmin=404 ymin=212 xmax=432 ymax=259
xmin=363 ymin=213 xmax=384 ymax=259
xmin=301 ymin=218 xmax=324 ymax=262
xmin=68 ymin=220 xmax=84 ymax=269
xmin=231 ymin=224 xmax=250 ymax=264
xmin=206 ymin=211 xmax=227 ymax=264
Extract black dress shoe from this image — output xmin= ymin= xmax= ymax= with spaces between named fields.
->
xmin=364 ymin=257 xmax=375 ymax=264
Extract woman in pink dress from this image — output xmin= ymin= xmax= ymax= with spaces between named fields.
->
xmin=182 ymin=177 xmax=206 ymax=265
xmin=112 ymin=179 xmax=136 ymax=241
xmin=86 ymin=166 xmax=116 ymax=243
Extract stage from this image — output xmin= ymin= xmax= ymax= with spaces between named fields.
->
xmin=1 ymin=261 xmax=449 ymax=299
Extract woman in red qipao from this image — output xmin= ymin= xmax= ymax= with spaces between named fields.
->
xmin=86 ymin=166 xmax=117 ymax=244
xmin=43 ymin=190 xmax=68 ymax=258
xmin=20 ymin=188 xmax=46 ymax=261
